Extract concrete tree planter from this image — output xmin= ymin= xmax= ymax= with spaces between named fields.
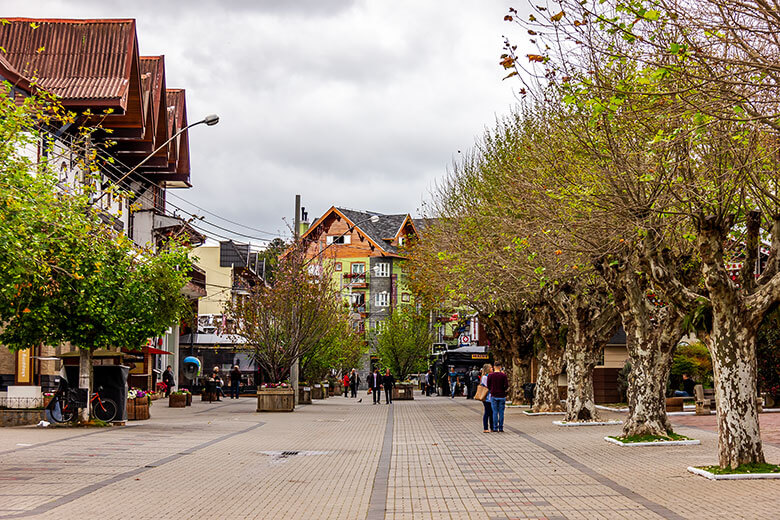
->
xmin=312 ymin=384 xmax=324 ymax=400
xmin=0 ymin=409 xmax=45 ymax=427
xmin=169 ymin=393 xmax=186 ymax=408
xmin=299 ymin=386 xmax=312 ymax=404
xmin=393 ymin=384 xmax=415 ymax=400
xmin=257 ymin=387 xmax=295 ymax=412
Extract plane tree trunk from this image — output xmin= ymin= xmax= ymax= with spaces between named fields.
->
xmin=532 ymin=303 xmax=565 ymax=412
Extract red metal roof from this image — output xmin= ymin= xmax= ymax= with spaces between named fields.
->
xmin=0 ymin=53 xmax=32 ymax=92
xmin=0 ymin=18 xmax=137 ymax=106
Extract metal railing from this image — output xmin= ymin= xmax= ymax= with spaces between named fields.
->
xmin=0 ymin=396 xmax=48 ymax=409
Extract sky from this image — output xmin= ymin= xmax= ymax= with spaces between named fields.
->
xmin=6 ymin=1 xmax=528 ymax=247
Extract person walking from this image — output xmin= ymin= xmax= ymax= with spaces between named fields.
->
xmin=486 ymin=362 xmax=508 ymax=432
xmin=468 ymin=366 xmax=480 ymax=399
xmin=480 ymin=363 xmax=493 ymax=433
xmin=448 ymin=369 xmax=458 ymax=398
xmin=211 ymin=367 xmax=225 ymax=401
xmin=343 ymin=373 xmax=351 ymax=398
xmin=367 ymin=368 xmax=382 ymax=404
xmin=162 ymin=365 xmax=175 ymax=397
xmin=229 ymin=365 xmax=242 ymax=399
xmin=350 ymin=369 xmax=360 ymax=398
xmin=383 ymin=369 xmax=395 ymax=405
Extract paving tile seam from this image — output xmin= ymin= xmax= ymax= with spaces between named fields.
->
xmin=456 ymin=400 xmax=686 ymax=520
xmin=366 ymin=404 xmax=393 ymax=520
xmin=0 ymin=421 xmax=265 ymax=519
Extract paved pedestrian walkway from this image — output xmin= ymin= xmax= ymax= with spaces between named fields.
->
xmin=1 ymin=395 xmax=779 ymax=519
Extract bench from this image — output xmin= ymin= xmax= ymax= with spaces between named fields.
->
xmin=694 ymin=384 xmax=713 ymax=415
xmin=665 ymin=397 xmax=684 ymax=412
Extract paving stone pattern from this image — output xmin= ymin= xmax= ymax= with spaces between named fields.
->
xmin=1 ymin=395 xmax=779 ymax=519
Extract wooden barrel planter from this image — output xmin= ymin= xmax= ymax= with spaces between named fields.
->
xmin=185 ymin=392 xmax=192 ymax=406
xmin=257 ymin=387 xmax=295 ymax=412
xmin=128 ymin=398 xmax=150 ymax=420
xmin=299 ymin=386 xmax=312 ymax=404
xmin=332 ymin=382 xmax=343 ymax=396
xmin=311 ymin=384 xmax=324 ymax=400
xmin=169 ymin=393 xmax=187 ymax=408
xmin=393 ymin=384 xmax=415 ymax=401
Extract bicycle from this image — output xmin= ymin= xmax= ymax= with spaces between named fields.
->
xmin=48 ymin=386 xmax=118 ymax=423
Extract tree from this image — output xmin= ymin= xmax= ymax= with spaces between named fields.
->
xmin=300 ymin=314 xmax=366 ymax=383
xmin=373 ymin=308 xmax=432 ymax=380
xmin=227 ymin=243 xmax=344 ymax=383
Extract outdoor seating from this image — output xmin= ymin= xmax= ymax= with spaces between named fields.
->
xmin=665 ymin=396 xmax=684 ymax=412
xmin=694 ymin=384 xmax=712 ymax=415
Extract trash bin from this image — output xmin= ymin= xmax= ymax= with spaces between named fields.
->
xmin=523 ymin=383 xmax=536 ymax=404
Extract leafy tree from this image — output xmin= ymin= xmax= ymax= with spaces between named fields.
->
xmin=373 ymin=308 xmax=432 ymax=381
xmin=227 ymin=243 xmax=345 ymax=383
xmin=300 ymin=314 xmax=366 ymax=383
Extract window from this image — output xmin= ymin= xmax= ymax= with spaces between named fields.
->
xmin=375 ymin=262 xmax=390 ymax=277
xmin=351 ymin=263 xmax=365 ymax=274
xmin=401 ymin=293 xmax=411 ymax=303
xmin=326 ymin=235 xmax=351 ymax=245
xmin=375 ymin=291 xmax=389 ymax=307
xmin=334 ymin=262 xmax=342 ymax=272
xmin=398 ymin=236 xmax=406 ymax=247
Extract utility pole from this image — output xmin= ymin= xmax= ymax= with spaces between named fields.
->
xmin=291 ymin=194 xmax=301 ymax=406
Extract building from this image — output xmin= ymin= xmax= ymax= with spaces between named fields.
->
xmin=0 ymin=18 xmax=206 ymax=398
xmin=299 ymin=206 xmax=418 ymax=379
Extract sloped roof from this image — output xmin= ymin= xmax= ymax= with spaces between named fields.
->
xmin=0 ymin=53 xmax=31 ymax=91
xmin=0 ymin=18 xmax=137 ymax=106
xmin=335 ymin=207 xmax=413 ymax=255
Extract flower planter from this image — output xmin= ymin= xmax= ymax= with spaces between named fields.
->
xmin=393 ymin=383 xmax=415 ymax=401
xmin=169 ymin=393 xmax=187 ymax=408
xmin=257 ymin=387 xmax=295 ymax=412
xmin=128 ymin=398 xmax=150 ymax=420
xmin=299 ymin=386 xmax=312 ymax=404
xmin=311 ymin=384 xmax=325 ymax=400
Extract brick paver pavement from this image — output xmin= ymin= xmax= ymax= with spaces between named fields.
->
xmin=1 ymin=394 xmax=779 ymax=519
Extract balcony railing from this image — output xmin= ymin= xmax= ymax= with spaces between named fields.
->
xmin=342 ymin=272 xmax=368 ymax=288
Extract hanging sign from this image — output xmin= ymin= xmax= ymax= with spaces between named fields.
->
xmin=15 ymin=349 xmax=32 ymax=384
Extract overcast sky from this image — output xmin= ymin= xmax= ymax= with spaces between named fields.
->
xmin=8 ymin=1 xmax=527 ymax=246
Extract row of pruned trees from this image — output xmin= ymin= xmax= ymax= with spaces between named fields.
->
xmin=410 ymin=0 xmax=780 ymax=469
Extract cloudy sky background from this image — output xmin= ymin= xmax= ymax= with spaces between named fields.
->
xmin=8 ymin=1 xmax=529 ymax=246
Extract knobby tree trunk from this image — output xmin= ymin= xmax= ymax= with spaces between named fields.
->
xmin=534 ymin=344 xmax=565 ymax=412
xmin=596 ymin=256 xmax=683 ymax=437
xmin=510 ymin=353 xmax=531 ymax=404
xmin=708 ymin=307 xmax=764 ymax=468
xmin=78 ymin=348 xmax=92 ymax=423
xmin=533 ymin=303 xmax=565 ymax=412
xmin=564 ymin=345 xmax=600 ymax=422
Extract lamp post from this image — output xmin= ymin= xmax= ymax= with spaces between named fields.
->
xmin=92 ymin=114 xmax=219 ymax=206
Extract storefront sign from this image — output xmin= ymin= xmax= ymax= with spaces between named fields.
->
xmin=471 ymin=354 xmax=489 ymax=360
xmin=15 ymin=348 xmax=32 ymax=384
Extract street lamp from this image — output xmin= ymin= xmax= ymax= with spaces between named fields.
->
xmin=92 ymin=114 xmax=219 ymax=206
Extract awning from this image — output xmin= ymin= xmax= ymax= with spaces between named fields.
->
xmin=144 ymin=346 xmax=173 ymax=356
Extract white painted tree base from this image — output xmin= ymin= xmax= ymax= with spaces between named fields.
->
xmin=604 ymin=436 xmax=700 ymax=447
xmin=687 ymin=466 xmax=780 ymax=480
xmin=523 ymin=410 xmax=566 ymax=416
xmin=553 ymin=420 xmax=623 ymax=427
xmin=595 ymin=405 xmax=629 ymax=413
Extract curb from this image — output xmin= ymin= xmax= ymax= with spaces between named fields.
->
xmin=523 ymin=410 xmax=566 ymax=416
xmin=553 ymin=420 xmax=623 ymax=427
xmin=687 ymin=466 xmax=780 ymax=480
xmin=604 ymin=436 xmax=700 ymax=447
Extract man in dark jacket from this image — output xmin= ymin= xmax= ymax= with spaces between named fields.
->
xmin=162 ymin=366 xmax=175 ymax=397
xmin=486 ymin=363 xmax=509 ymax=432
xmin=382 ymin=369 xmax=395 ymax=404
xmin=349 ymin=369 xmax=360 ymax=398
xmin=426 ymin=370 xmax=435 ymax=396
xmin=367 ymin=369 xmax=382 ymax=404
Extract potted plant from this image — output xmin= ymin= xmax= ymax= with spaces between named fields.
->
xmin=257 ymin=382 xmax=294 ymax=412
xmin=128 ymin=388 xmax=151 ymax=420
xmin=299 ymin=382 xmax=312 ymax=404
xmin=169 ymin=390 xmax=187 ymax=408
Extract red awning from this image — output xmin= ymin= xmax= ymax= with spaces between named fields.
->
xmin=144 ymin=346 xmax=173 ymax=356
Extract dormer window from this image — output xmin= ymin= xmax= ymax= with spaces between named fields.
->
xmin=398 ymin=236 xmax=406 ymax=247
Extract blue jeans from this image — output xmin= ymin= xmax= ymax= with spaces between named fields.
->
xmin=491 ymin=397 xmax=506 ymax=431
xmin=674 ymin=391 xmax=691 ymax=397
xmin=482 ymin=400 xmax=493 ymax=431
xmin=450 ymin=381 xmax=457 ymax=398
